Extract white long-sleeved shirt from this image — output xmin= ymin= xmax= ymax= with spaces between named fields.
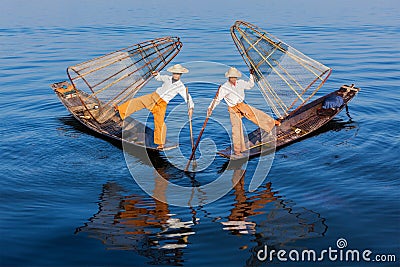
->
xmin=210 ymin=75 xmax=254 ymax=109
xmin=154 ymin=74 xmax=194 ymax=109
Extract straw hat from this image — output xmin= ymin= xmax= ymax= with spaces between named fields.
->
xmin=167 ymin=64 xmax=189 ymax=74
xmin=225 ymin=67 xmax=242 ymax=78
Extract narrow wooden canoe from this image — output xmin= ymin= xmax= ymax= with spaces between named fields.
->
xmin=217 ymin=84 xmax=360 ymax=159
xmin=51 ymin=81 xmax=178 ymax=151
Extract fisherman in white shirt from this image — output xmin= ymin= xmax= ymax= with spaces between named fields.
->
xmin=117 ymin=64 xmax=194 ymax=150
xmin=207 ymin=67 xmax=280 ymax=156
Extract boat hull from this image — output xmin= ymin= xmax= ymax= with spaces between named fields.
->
xmin=218 ymin=85 xmax=360 ymax=159
xmin=51 ymin=81 xmax=178 ymax=151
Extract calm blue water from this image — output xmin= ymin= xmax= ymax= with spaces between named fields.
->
xmin=1 ymin=0 xmax=399 ymax=266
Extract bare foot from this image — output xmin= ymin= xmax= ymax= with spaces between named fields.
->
xmin=157 ymin=145 xmax=164 ymax=150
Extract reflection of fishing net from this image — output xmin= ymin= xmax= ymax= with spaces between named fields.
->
xmin=231 ymin=21 xmax=331 ymax=118
xmin=67 ymin=37 xmax=182 ymax=123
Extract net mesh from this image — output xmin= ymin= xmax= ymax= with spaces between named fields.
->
xmin=231 ymin=21 xmax=331 ymax=118
xmin=67 ymin=37 xmax=182 ymax=123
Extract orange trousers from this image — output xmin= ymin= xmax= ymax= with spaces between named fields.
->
xmin=117 ymin=92 xmax=167 ymax=145
xmin=228 ymin=102 xmax=275 ymax=154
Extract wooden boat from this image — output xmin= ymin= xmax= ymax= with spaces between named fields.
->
xmin=51 ymin=37 xmax=182 ymax=150
xmin=218 ymin=85 xmax=360 ymax=158
xmin=218 ymin=21 xmax=360 ymax=159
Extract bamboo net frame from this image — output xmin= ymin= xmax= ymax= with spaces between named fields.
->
xmin=230 ymin=21 xmax=332 ymax=119
xmin=66 ymin=37 xmax=183 ymax=123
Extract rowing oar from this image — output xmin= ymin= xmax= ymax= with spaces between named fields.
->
xmin=185 ymin=87 xmax=197 ymax=168
xmin=184 ymin=85 xmax=221 ymax=172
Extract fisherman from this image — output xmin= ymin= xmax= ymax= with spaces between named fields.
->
xmin=207 ymin=67 xmax=280 ymax=157
xmin=117 ymin=64 xmax=194 ymax=150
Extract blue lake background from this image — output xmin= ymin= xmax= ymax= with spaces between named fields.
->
xmin=1 ymin=0 xmax=399 ymax=266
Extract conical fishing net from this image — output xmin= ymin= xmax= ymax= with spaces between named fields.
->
xmin=67 ymin=37 xmax=182 ymax=123
xmin=231 ymin=21 xmax=331 ymax=118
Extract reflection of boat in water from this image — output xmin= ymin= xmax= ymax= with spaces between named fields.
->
xmin=51 ymin=37 xmax=182 ymax=151
xmin=75 ymin=141 xmax=201 ymax=265
xmin=219 ymin=162 xmax=327 ymax=249
xmin=75 ymin=179 xmax=197 ymax=265
xmin=76 ymin=159 xmax=327 ymax=264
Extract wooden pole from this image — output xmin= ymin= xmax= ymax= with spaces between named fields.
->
xmin=184 ymin=85 xmax=221 ymax=172
xmin=185 ymin=87 xmax=197 ymax=168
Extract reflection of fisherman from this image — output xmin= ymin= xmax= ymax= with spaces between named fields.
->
xmin=221 ymin=168 xmax=256 ymax=234
xmin=207 ymin=67 xmax=280 ymax=156
xmin=117 ymin=64 xmax=194 ymax=150
xmin=108 ymin=169 xmax=195 ymax=250
xmin=221 ymin=163 xmax=278 ymax=235
xmin=152 ymin=168 xmax=197 ymax=249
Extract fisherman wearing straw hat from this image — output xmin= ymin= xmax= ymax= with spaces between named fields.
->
xmin=207 ymin=67 xmax=280 ymax=156
xmin=117 ymin=64 xmax=194 ymax=150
